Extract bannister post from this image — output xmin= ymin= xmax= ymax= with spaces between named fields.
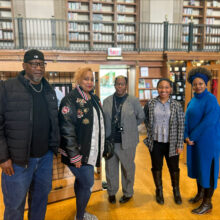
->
xmin=17 ymin=17 xmax=24 ymax=49
xmin=163 ymin=21 xmax=168 ymax=51
xmin=188 ymin=22 xmax=193 ymax=52
xmin=51 ymin=16 xmax=56 ymax=49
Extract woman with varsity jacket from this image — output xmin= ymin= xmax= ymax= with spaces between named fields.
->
xmin=59 ymin=67 xmax=105 ymax=220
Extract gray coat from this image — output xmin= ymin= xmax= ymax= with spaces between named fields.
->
xmin=103 ymin=94 xmax=145 ymax=149
xmin=144 ymin=97 xmax=184 ymax=157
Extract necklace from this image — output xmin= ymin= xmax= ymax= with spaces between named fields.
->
xmin=29 ymin=82 xmax=43 ymax=93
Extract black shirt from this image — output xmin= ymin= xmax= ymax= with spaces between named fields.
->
xmin=112 ymin=93 xmax=127 ymax=143
xmin=29 ymin=83 xmax=50 ymax=157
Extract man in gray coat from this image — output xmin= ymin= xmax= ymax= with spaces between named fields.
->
xmin=103 ymin=75 xmax=145 ymax=204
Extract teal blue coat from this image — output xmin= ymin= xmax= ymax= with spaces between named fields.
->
xmin=184 ymin=89 xmax=220 ymax=189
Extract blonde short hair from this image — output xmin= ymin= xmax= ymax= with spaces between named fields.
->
xmin=74 ymin=67 xmax=93 ymax=84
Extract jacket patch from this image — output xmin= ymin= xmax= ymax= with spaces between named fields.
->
xmin=62 ymin=106 xmax=70 ymax=115
xmin=83 ymin=108 xmax=89 ymax=114
xmin=77 ymin=109 xmax=84 ymax=118
xmin=82 ymin=118 xmax=90 ymax=125
xmin=76 ymin=98 xmax=87 ymax=107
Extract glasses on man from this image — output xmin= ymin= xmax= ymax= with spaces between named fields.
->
xmin=115 ymin=82 xmax=126 ymax=86
xmin=27 ymin=62 xmax=47 ymax=68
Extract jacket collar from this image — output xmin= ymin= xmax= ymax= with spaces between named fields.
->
xmin=17 ymin=70 xmax=52 ymax=93
xmin=76 ymin=85 xmax=89 ymax=101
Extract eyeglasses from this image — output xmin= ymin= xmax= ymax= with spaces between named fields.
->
xmin=115 ymin=83 xmax=126 ymax=86
xmin=27 ymin=62 xmax=47 ymax=68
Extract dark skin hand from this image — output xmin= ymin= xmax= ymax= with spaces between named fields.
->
xmin=0 ymin=159 xmax=14 ymax=176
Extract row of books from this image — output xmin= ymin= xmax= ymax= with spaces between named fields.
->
xmin=138 ymin=79 xmax=160 ymax=89
xmin=0 ymin=1 xmax=11 ymax=8
xmin=93 ymin=3 xmax=103 ymax=11
xmin=117 ymin=24 xmax=135 ymax=32
xmin=139 ymin=89 xmax=158 ymax=100
xmin=0 ymin=41 xmax=14 ymax=47
xmin=68 ymin=2 xmax=81 ymax=10
xmin=0 ymin=11 xmax=11 ymax=18
xmin=186 ymin=0 xmax=218 ymax=7
xmin=68 ymin=23 xmax=89 ymax=32
xmin=93 ymin=33 xmax=113 ymax=41
xmin=211 ymin=1 xmax=219 ymax=7
xmin=0 ymin=30 xmax=13 ymax=40
xmin=0 ymin=21 xmax=12 ymax=29
xmin=69 ymin=32 xmax=89 ymax=41
xmin=117 ymin=34 xmax=135 ymax=41
xmin=183 ymin=8 xmax=194 ymax=15
xmin=69 ymin=32 xmax=135 ymax=42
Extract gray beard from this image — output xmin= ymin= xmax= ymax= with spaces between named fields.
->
xmin=32 ymin=76 xmax=43 ymax=83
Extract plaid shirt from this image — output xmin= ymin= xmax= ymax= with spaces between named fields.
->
xmin=144 ymin=97 xmax=184 ymax=157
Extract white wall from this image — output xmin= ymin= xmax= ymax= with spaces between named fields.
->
xmin=140 ymin=0 xmax=182 ymax=23
xmin=150 ymin=0 xmax=174 ymax=22
xmin=23 ymin=0 xmax=55 ymax=48
xmin=25 ymin=0 xmax=54 ymax=18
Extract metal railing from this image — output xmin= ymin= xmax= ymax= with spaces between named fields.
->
xmin=0 ymin=17 xmax=220 ymax=52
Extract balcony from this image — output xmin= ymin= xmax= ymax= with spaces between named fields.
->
xmin=0 ymin=17 xmax=220 ymax=52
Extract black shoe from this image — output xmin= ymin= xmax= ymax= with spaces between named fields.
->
xmin=108 ymin=195 xmax=116 ymax=204
xmin=173 ymin=187 xmax=182 ymax=205
xmin=188 ymin=192 xmax=204 ymax=204
xmin=102 ymin=181 xmax=108 ymax=190
xmin=191 ymin=202 xmax=212 ymax=214
xmin=151 ymin=169 xmax=164 ymax=205
xmin=119 ymin=195 xmax=132 ymax=204
xmin=188 ymin=183 xmax=204 ymax=204
xmin=156 ymin=188 xmax=164 ymax=205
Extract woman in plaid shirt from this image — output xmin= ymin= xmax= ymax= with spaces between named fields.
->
xmin=144 ymin=78 xmax=184 ymax=205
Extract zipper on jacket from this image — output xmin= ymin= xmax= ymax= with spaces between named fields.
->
xmin=26 ymin=94 xmax=33 ymax=166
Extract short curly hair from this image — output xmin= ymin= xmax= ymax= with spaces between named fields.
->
xmin=114 ymin=75 xmax=128 ymax=85
xmin=74 ymin=67 xmax=93 ymax=84
xmin=187 ymin=67 xmax=212 ymax=84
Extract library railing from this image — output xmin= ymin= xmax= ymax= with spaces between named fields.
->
xmin=0 ymin=17 xmax=220 ymax=52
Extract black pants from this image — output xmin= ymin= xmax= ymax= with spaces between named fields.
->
xmin=150 ymin=141 xmax=179 ymax=172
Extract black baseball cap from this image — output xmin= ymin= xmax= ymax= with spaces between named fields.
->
xmin=24 ymin=49 xmax=45 ymax=63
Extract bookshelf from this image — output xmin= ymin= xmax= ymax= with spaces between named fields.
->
xmin=169 ymin=62 xmax=187 ymax=109
xmin=136 ymin=63 xmax=166 ymax=106
xmin=182 ymin=0 xmax=220 ymax=50
xmin=66 ymin=0 xmax=139 ymax=50
xmin=0 ymin=0 xmax=14 ymax=48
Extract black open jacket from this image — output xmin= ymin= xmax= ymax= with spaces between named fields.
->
xmin=0 ymin=71 xmax=60 ymax=167
xmin=59 ymin=87 xmax=104 ymax=167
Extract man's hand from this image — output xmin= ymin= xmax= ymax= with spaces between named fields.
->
xmin=0 ymin=159 xmax=14 ymax=176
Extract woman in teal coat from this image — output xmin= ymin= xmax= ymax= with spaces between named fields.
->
xmin=185 ymin=67 xmax=220 ymax=215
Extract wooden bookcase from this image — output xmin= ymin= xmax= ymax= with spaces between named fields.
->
xmin=168 ymin=61 xmax=187 ymax=109
xmin=0 ymin=0 xmax=14 ymax=48
xmin=135 ymin=61 xmax=167 ymax=106
xmin=182 ymin=0 xmax=220 ymax=50
xmin=66 ymin=0 xmax=139 ymax=50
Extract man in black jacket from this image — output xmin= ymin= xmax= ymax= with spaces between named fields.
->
xmin=0 ymin=49 xmax=60 ymax=220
